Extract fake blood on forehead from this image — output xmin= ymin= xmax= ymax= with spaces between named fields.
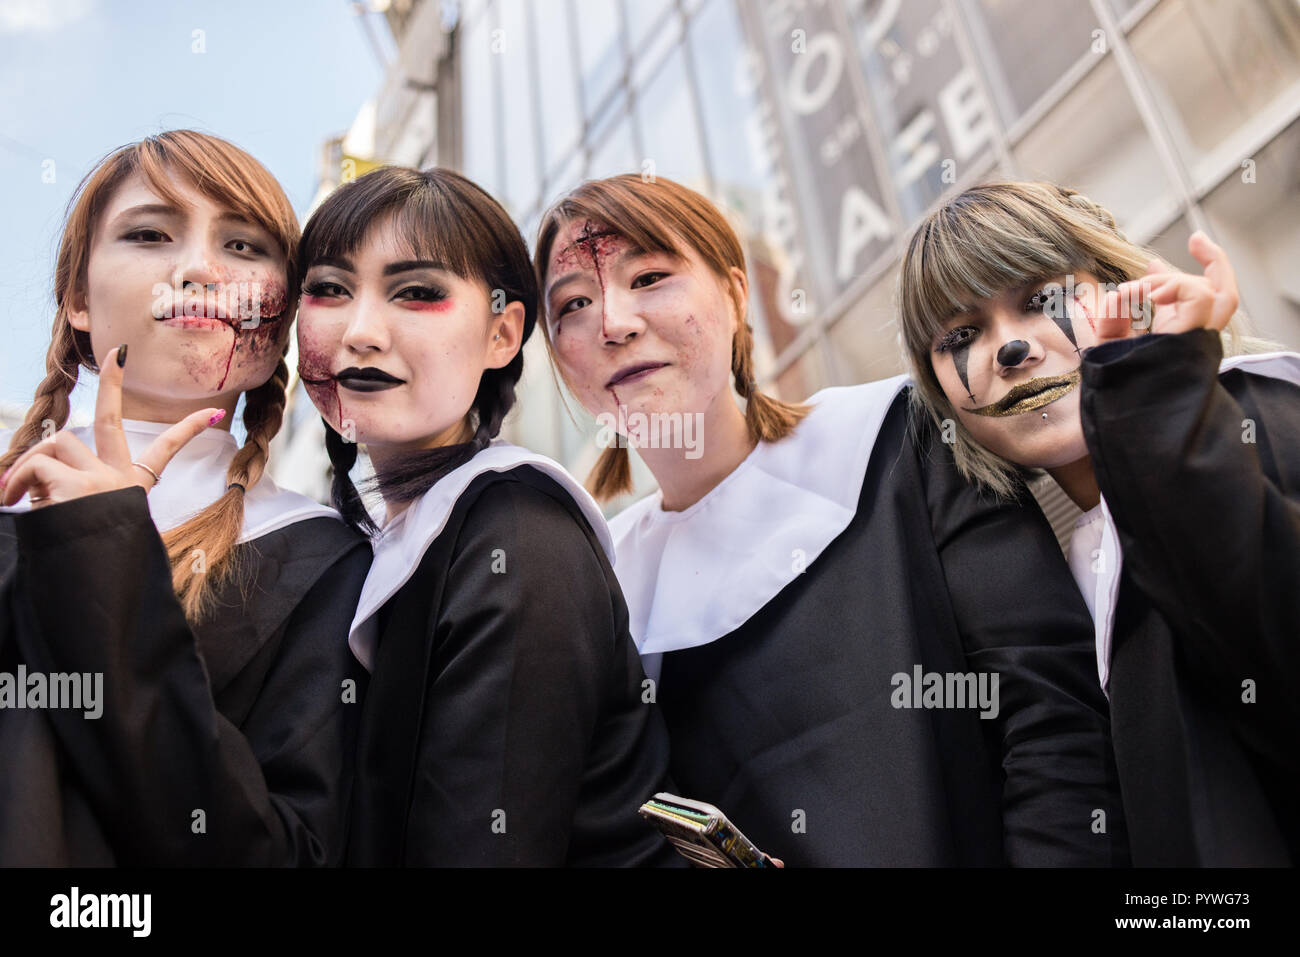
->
xmin=552 ymin=220 xmax=628 ymax=330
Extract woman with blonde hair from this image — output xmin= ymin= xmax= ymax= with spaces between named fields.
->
xmin=0 ymin=130 xmax=369 ymax=865
xmin=533 ymin=174 xmax=1126 ymax=867
xmin=897 ymin=180 xmax=1300 ymax=865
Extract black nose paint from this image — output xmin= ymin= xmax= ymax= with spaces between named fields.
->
xmin=997 ymin=339 xmax=1030 ymax=367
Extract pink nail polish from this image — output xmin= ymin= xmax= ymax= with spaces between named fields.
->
xmin=208 ymin=410 xmax=227 ymax=426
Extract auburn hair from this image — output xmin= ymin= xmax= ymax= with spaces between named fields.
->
xmin=299 ymin=165 xmax=537 ymax=535
xmin=0 ymin=130 xmax=301 ymax=621
xmin=533 ymin=174 xmax=809 ymax=502
xmin=897 ymin=180 xmax=1272 ymax=499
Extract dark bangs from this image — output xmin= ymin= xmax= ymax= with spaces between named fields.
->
xmin=300 ymin=166 xmax=537 ymax=335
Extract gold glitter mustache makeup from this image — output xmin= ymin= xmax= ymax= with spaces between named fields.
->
xmin=964 ymin=369 xmax=1082 ymax=417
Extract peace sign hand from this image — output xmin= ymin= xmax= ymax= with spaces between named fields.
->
xmin=0 ymin=344 xmax=227 ymax=508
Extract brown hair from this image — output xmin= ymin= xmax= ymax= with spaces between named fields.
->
xmin=533 ymin=174 xmax=809 ymax=501
xmin=0 ymin=129 xmax=301 ymax=621
xmin=897 ymin=180 xmax=1270 ymax=499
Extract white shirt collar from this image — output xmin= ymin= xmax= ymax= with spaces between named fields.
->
xmin=608 ymin=374 xmax=912 ymax=655
xmin=1 ymin=418 xmax=339 ymax=541
xmin=346 ymin=440 xmax=612 ymax=672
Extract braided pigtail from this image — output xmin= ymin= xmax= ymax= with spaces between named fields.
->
xmin=730 ymin=319 xmax=810 ymax=445
xmin=162 ymin=357 xmax=289 ymax=621
xmin=1 ymin=322 xmax=85 ymax=471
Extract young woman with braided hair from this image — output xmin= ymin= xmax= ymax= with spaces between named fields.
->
xmin=534 ymin=174 xmax=1125 ymax=867
xmin=294 ymin=166 xmax=678 ymax=866
xmin=0 ymin=130 xmax=370 ymax=865
xmin=897 ymin=180 xmax=1300 ymax=864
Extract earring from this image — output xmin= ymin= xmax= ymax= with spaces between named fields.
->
xmin=494 ymin=333 xmax=500 ymax=340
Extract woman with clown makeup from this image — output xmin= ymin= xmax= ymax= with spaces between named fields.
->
xmin=898 ymin=181 xmax=1300 ymax=866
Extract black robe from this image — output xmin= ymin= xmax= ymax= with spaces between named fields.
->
xmin=1081 ymin=328 xmax=1300 ymax=866
xmin=0 ymin=487 xmax=370 ymax=865
xmin=654 ymin=389 xmax=1126 ymax=867
xmin=347 ymin=465 xmax=681 ymax=866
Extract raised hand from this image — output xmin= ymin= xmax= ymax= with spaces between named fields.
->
xmin=0 ymin=344 xmax=226 ymax=508
xmin=1095 ymin=231 xmax=1239 ymax=344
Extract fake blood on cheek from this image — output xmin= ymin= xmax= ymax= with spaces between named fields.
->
xmin=297 ymin=345 xmax=344 ymax=429
xmin=174 ymin=277 xmax=292 ymax=391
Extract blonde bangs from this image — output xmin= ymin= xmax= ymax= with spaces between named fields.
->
xmin=899 ymin=191 xmax=1093 ymax=355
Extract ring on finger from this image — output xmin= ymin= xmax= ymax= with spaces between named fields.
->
xmin=131 ymin=461 xmax=162 ymax=487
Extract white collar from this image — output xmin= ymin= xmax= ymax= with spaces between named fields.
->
xmin=347 ymin=440 xmax=613 ymax=671
xmin=1 ymin=418 xmax=338 ymax=541
xmin=1088 ymin=348 xmax=1300 ymax=693
xmin=608 ymin=374 xmax=912 ymax=655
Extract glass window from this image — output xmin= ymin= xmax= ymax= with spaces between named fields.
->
xmin=623 ymin=0 xmax=675 ymax=49
xmin=1200 ymin=119 xmax=1300 ymax=349
xmin=461 ymin=6 xmax=501 ymax=196
xmin=534 ymin=0 xmax=583 ymax=173
xmin=825 ymin=272 xmax=905 ymax=385
xmin=751 ymin=0 xmax=898 ymax=306
xmin=544 ymin=147 xmax=587 ymax=209
xmin=965 ymin=0 xmax=1101 ymax=126
xmin=631 ymin=13 xmax=683 ymax=91
xmin=1144 ymin=214 xmax=1199 ymax=275
xmin=1106 ymin=0 xmax=1144 ymax=18
xmin=686 ymin=0 xmax=822 ymax=378
xmin=588 ymin=113 xmax=637 ymax=179
xmin=847 ymin=0 xmax=1000 ymax=224
xmin=574 ymin=0 xmax=624 ymax=112
xmin=500 ymin=0 xmax=541 ymax=214
xmin=772 ymin=339 xmax=831 ymax=402
xmin=1129 ymin=0 xmax=1300 ymax=184
xmin=1014 ymin=56 xmax=1176 ymax=239
xmin=634 ymin=45 xmax=708 ymax=188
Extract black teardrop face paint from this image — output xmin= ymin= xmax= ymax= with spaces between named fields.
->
xmin=1050 ymin=297 xmax=1082 ymax=355
xmin=951 ymin=340 xmax=975 ymax=404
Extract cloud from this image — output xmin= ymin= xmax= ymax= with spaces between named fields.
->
xmin=0 ymin=0 xmax=95 ymax=35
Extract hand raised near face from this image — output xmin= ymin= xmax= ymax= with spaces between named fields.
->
xmin=0 ymin=344 xmax=226 ymax=508
xmin=1095 ymin=231 xmax=1239 ymax=345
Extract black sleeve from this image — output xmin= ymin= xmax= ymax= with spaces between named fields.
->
xmin=11 ymin=487 xmax=369 ymax=866
xmin=403 ymin=478 xmax=658 ymax=866
xmin=917 ymin=415 xmax=1127 ymax=866
xmin=1080 ymin=328 xmax=1300 ymax=767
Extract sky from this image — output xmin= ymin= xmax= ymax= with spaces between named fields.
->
xmin=0 ymin=0 xmax=387 ymax=420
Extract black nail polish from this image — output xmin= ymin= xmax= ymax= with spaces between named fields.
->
xmin=117 ymin=344 xmax=128 ymax=368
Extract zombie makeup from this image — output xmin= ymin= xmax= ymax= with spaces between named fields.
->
xmin=547 ymin=219 xmax=629 ymax=337
xmin=155 ymin=274 xmax=289 ymax=391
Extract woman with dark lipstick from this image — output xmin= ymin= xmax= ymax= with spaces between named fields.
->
xmin=0 ymin=130 xmax=369 ymax=865
xmin=896 ymin=180 xmax=1300 ymax=865
xmin=295 ymin=165 xmax=678 ymax=867
xmin=534 ymin=174 xmax=1125 ymax=867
